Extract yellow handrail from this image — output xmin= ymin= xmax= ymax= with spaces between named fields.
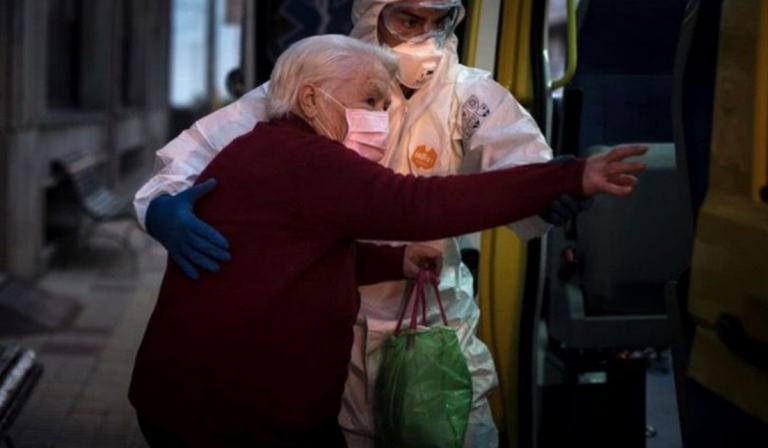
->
xmin=551 ymin=0 xmax=578 ymax=90
xmin=754 ymin=0 xmax=768 ymax=200
xmin=496 ymin=0 xmax=523 ymax=97
xmin=462 ymin=0 xmax=484 ymax=67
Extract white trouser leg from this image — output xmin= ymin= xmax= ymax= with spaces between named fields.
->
xmin=463 ymin=396 xmax=499 ymax=448
xmin=343 ymin=429 xmax=379 ymax=448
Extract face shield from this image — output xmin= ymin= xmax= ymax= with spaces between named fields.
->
xmin=380 ymin=0 xmax=464 ymax=46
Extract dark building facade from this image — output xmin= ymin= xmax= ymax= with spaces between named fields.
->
xmin=0 ymin=0 xmax=171 ymax=278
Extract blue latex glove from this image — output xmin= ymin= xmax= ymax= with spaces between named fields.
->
xmin=145 ymin=179 xmax=231 ymax=280
xmin=540 ymin=155 xmax=594 ymax=226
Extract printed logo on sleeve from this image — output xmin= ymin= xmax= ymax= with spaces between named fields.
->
xmin=411 ymin=145 xmax=438 ymax=169
xmin=462 ymin=95 xmax=491 ymax=140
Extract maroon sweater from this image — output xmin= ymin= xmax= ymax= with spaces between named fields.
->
xmin=129 ymin=117 xmax=586 ymax=447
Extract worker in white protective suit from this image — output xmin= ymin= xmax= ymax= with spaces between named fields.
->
xmin=134 ymin=1 xmax=590 ymax=446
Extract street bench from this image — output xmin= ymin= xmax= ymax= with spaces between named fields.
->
xmin=52 ymin=150 xmax=134 ymax=225
xmin=51 ymin=150 xmax=137 ymax=260
xmin=0 ymin=344 xmax=43 ymax=448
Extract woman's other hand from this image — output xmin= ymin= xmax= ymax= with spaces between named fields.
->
xmin=582 ymin=145 xmax=648 ymax=197
xmin=403 ymin=245 xmax=444 ymax=279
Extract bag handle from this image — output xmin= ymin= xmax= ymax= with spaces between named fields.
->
xmin=409 ymin=274 xmax=425 ymax=332
xmin=394 ymin=276 xmax=419 ymax=336
xmin=426 ymin=270 xmax=449 ymax=326
xmin=394 ymin=269 xmax=448 ymax=336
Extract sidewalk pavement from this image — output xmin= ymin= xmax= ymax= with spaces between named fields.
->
xmin=2 ymin=221 xmax=165 ymax=448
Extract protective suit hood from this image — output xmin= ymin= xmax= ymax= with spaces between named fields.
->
xmin=350 ymin=0 xmax=464 ymax=60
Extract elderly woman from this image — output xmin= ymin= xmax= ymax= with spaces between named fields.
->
xmin=129 ymin=35 xmax=645 ymax=447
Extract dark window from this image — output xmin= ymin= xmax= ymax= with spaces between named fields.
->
xmin=121 ymin=0 xmax=144 ymax=107
xmin=46 ymin=0 xmax=82 ymax=109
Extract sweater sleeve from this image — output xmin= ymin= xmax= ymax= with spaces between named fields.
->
xmin=292 ymin=136 xmax=586 ymax=242
xmin=354 ymin=243 xmax=406 ymax=286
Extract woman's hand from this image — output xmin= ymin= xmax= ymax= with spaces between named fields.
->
xmin=582 ymin=145 xmax=648 ymax=197
xmin=403 ymin=245 xmax=444 ymax=279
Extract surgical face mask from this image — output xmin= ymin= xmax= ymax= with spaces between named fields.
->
xmin=390 ymin=38 xmax=444 ymax=90
xmin=314 ymin=87 xmax=390 ymax=162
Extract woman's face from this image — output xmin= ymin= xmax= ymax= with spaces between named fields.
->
xmin=314 ymin=62 xmax=393 ymax=141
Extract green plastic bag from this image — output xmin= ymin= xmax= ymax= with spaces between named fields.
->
xmin=374 ymin=270 xmax=473 ymax=448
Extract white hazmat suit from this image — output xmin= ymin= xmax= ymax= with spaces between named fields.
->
xmin=134 ymin=1 xmax=553 ymax=446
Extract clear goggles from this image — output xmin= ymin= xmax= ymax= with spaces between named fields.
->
xmin=380 ymin=1 xmax=464 ymax=45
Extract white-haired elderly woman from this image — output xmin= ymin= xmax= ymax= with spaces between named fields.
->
xmin=129 ymin=34 xmax=646 ymax=447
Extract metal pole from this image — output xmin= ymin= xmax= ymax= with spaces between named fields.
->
xmin=206 ymin=0 xmax=217 ymax=109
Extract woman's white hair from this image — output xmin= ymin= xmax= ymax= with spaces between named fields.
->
xmin=267 ymin=34 xmax=398 ymax=119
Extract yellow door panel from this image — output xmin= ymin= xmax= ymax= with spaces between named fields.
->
xmin=688 ymin=0 xmax=768 ymax=424
xmin=465 ymin=0 xmax=538 ymax=441
xmin=478 ymin=227 xmax=528 ymax=436
xmin=476 ymin=0 xmax=535 ymax=441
